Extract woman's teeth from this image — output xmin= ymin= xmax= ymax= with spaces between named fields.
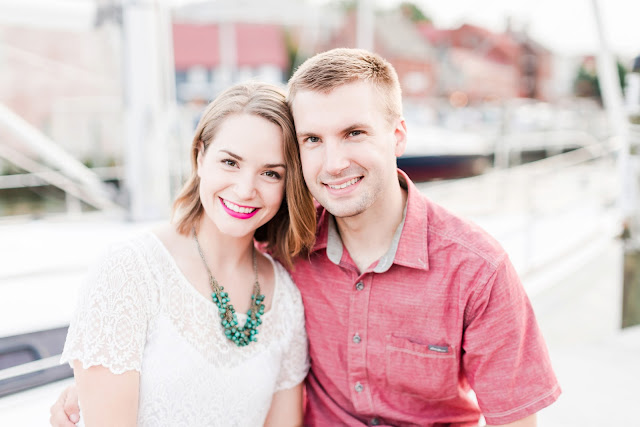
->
xmin=223 ymin=200 xmax=257 ymax=214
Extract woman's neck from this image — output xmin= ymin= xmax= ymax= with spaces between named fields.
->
xmin=194 ymin=217 xmax=256 ymax=275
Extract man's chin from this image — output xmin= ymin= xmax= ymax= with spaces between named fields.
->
xmin=313 ymin=191 xmax=372 ymax=219
xmin=323 ymin=203 xmax=366 ymax=219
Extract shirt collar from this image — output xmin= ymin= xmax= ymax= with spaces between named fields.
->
xmin=311 ymin=169 xmax=429 ymax=272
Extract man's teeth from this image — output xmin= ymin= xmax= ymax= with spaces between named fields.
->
xmin=223 ymin=200 xmax=257 ymax=214
xmin=328 ymin=177 xmax=360 ymax=190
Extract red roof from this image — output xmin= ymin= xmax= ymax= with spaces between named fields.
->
xmin=417 ymin=22 xmax=521 ymax=65
xmin=172 ymin=23 xmax=288 ymax=71
xmin=416 ymin=22 xmax=453 ymax=45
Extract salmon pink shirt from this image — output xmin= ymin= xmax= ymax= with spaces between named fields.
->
xmin=290 ymin=170 xmax=560 ymax=426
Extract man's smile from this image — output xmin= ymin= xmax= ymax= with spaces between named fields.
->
xmin=324 ymin=177 xmax=362 ymax=190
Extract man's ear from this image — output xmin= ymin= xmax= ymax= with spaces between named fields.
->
xmin=196 ymin=140 xmax=205 ymax=177
xmin=393 ymin=117 xmax=408 ymax=158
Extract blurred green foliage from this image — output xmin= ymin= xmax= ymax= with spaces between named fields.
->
xmin=574 ymin=59 xmax=627 ymax=104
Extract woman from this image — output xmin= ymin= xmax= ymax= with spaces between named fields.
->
xmin=60 ymin=82 xmax=317 ymax=426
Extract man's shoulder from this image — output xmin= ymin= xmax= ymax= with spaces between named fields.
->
xmin=421 ymin=196 xmax=507 ymax=268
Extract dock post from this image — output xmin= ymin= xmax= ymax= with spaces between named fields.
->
xmin=621 ymin=55 xmax=640 ymax=328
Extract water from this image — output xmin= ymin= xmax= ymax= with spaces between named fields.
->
xmin=0 ymin=187 xmax=95 ymax=217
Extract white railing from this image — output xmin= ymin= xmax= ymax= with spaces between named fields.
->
xmin=416 ymin=138 xmax=620 ymax=289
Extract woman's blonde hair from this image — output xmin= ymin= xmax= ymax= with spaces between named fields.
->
xmin=172 ymin=82 xmax=316 ymax=268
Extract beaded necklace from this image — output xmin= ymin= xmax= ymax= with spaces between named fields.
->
xmin=193 ymin=229 xmax=265 ymax=347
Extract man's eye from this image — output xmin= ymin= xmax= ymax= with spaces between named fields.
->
xmin=349 ymin=130 xmax=363 ymax=137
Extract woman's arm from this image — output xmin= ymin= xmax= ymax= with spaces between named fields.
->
xmin=73 ymin=361 xmax=140 ymax=427
xmin=486 ymin=413 xmax=537 ymax=427
xmin=263 ymin=383 xmax=304 ymax=427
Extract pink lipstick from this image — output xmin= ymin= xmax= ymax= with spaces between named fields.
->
xmin=219 ymin=198 xmax=260 ymax=219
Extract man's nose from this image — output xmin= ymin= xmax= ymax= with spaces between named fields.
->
xmin=323 ymin=141 xmax=350 ymax=175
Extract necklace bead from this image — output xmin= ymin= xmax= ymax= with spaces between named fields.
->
xmin=194 ymin=228 xmax=264 ymax=347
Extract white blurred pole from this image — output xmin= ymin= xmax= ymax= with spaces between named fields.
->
xmin=356 ymin=0 xmax=374 ymax=51
xmin=218 ymin=21 xmax=237 ymax=92
xmin=121 ymin=0 xmax=173 ymax=221
xmin=591 ymin=0 xmax=632 ymax=221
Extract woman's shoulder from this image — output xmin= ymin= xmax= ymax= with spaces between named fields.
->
xmin=72 ymin=231 xmax=162 ymax=320
xmin=87 ymin=229 xmax=165 ymax=285
xmin=97 ymin=230 xmax=156 ymax=263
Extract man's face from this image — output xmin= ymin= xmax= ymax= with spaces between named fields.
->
xmin=291 ymin=81 xmax=406 ymax=219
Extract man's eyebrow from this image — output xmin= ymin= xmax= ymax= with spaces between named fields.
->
xmin=296 ymin=130 xmax=318 ymax=139
xmin=296 ymin=123 xmax=371 ymax=139
xmin=342 ymin=123 xmax=371 ymax=133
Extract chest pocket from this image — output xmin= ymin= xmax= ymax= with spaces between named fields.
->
xmin=384 ymin=333 xmax=458 ymax=401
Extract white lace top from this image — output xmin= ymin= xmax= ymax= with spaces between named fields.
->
xmin=61 ymin=231 xmax=309 ymax=427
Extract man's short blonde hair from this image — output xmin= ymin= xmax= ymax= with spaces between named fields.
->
xmin=287 ymin=48 xmax=402 ymax=123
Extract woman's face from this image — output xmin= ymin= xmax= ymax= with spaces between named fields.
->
xmin=197 ymin=113 xmax=286 ymax=239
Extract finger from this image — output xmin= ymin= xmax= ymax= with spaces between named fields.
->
xmin=50 ymin=397 xmax=77 ymax=427
xmin=62 ymin=385 xmax=81 ymax=423
xmin=49 ymin=411 xmax=77 ymax=427
xmin=49 ymin=386 xmax=79 ymax=426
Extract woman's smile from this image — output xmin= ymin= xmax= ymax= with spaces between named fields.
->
xmin=219 ymin=197 xmax=260 ymax=219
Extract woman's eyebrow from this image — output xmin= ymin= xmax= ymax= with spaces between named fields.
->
xmin=219 ymin=149 xmax=243 ymax=161
xmin=220 ymin=149 xmax=285 ymax=169
xmin=264 ymin=162 xmax=286 ymax=169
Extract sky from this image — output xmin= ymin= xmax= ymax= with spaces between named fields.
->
xmin=382 ymin=0 xmax=640 ymax=61
xmin=2 ymin=0 xmax=639 ymax=62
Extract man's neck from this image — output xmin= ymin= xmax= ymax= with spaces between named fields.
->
xmin=335 ymin=180 xmax=407 ymax=273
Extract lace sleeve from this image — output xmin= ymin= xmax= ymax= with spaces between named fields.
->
xmin=274 ymin=268 xmax=310 ymax=391
xmin=61 ymin=238 xmax=153 ymax=374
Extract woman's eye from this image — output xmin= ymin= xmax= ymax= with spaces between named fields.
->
xmin=222 ymin=159 xmax=237 ymax=167
xmin=307 ymin=136 xmax=320 ymax=143
xmin=263 ymin=171 xmax=282 ymax=179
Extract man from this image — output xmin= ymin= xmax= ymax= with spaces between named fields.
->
xmin=51 ymin=48 xmax=560 ymax=426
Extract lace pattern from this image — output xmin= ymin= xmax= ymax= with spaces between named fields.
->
xmin=61 ymin=231 xmax=309 ymax=426
xmin=61 ymin=240 xmax=153 ymax=373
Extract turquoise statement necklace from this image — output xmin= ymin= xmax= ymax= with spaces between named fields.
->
xmin=194 ymin=229 xmax=265 ymax=347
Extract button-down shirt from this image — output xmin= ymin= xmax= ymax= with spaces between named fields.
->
xmin=290 ymin=170 xmax=560 ymax=426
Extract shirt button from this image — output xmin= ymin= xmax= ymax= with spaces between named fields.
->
xmin=354 ymin=382 xmax=364 ymax=393
xmin=352 ymin=333 xmax=361 ymax=344
xmin=355 ymin=281 xmax=364 ymax=291
xmin=370 ymin=418 xmax=380 ymax=426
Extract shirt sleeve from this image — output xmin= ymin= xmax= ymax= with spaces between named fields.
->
xmin=61 ymin=239 xmax=152 ymax=374
xmin=462 ymin=255 xmax=561 ymax=425
xmin=274 ymin=266 xmax=310 ymax=391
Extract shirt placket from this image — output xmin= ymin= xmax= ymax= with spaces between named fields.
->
xmin=347 ymin=272 xmax=374 ymax=413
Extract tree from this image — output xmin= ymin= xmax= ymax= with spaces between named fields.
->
xmin=574 ymin=56 xmax=627 ymax=104
xmin=399 ymin=2 xmax=432 ymax=23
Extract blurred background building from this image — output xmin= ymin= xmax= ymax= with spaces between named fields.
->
xmin=1 ymin=1 xmax=639 ymax=425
